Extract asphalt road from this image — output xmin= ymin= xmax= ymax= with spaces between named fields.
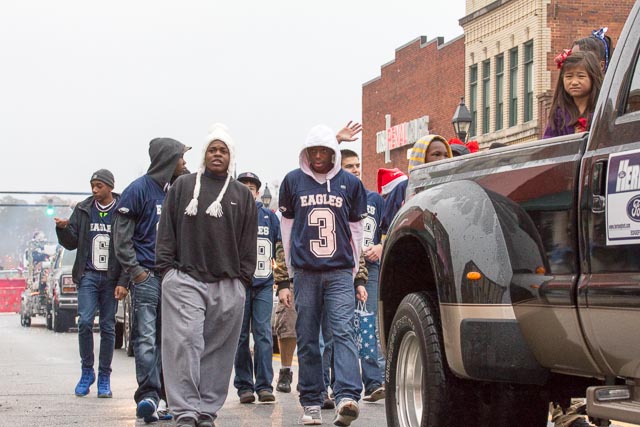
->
xmin=1 ymin=313 xmax=634 ymax=427
xmin=0 ymin=313 xmax=387 ymax=427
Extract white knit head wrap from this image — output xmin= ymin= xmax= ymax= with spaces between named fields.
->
xmin=184 ymin=123 xmax=236 ymax=218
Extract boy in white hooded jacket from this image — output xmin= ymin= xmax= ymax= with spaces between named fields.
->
xmin=278 ymin=124 xmax=368 ymax=426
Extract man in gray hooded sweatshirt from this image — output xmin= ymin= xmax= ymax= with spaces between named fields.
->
xmin=113 ymin=137 xmax=190 ymax=424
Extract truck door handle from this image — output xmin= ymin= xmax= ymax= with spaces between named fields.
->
xmin=591 ymin=160 xmax=607 ymax=214
xmin=592 ymin=195 xmax=605 ymax=213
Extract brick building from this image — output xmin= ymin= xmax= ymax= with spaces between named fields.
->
xmin=361 ymin=0 xmax=635 ymax=191
xmin=361 ymin=35 xmax=465 ymax=191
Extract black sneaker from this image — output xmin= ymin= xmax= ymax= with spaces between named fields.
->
xmin=276 ymin=368 xmax=293 ymax=393
xmin=176 ymin=416 xmax=197 ymax=427
xmin=197 ymin=415 xmax=215 ymax=427
xmin=257 ymin=389 xmax=275 ymax=403
xmin=238 ymin=390 xmax=255 ymax=404
xmin=363 ymin=385 xmax=385 ymax=402
xmin=322 ymin=395 xmax=335 ymax=410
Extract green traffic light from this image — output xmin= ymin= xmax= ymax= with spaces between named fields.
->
xmin=46 ymin=199 xmax=54 ymax=216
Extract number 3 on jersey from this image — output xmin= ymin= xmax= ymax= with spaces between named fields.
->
xmin=308 ymin=208 xmax=337 ymax=258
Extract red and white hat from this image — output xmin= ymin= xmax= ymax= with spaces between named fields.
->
xmin=377 ymin=168 xmax=408 ymax=196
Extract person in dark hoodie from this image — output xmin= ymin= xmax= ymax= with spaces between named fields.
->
xmin=155 ymin=123 xmax=257 ymax=427
xmin=278 ymin=124 xmax=368 ymax=426
xmin=113 ymin=137 xmax=190 ymax=424
xmin=54 ymin=169 xmax=126 ymax=399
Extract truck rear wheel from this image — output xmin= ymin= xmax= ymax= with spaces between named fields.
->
xmin=115 ymin=321 xmax=124 ymax=349
xmin=53 ymin=306 xmax=74 ymax=333
xmin=386 ymin=292 xmax=476 ymax=427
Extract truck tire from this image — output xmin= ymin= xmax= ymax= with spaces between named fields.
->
xmin=115 ymin=321 xmax=124 ymax=349
xmin=53 ymin=306 xmax=73 ymax=333
xmin=46 ymin=304 xmax=53 ymax=330
xmin=386 ymin=292 xmax=477 ymax=427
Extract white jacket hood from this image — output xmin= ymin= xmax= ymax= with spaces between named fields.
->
xmin=299 ymin=124 xmax=342 ymax=185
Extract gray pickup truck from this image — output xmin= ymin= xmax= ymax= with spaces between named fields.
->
xmin=379 ymin=2 xmax=640 ymax=426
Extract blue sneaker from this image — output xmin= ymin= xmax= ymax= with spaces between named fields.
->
xmin=74 ymin=368 xmax=95 ymax=396
xmin=97 ymin=373 xmax=112 ymax=398
xmin=137 ymin=398 xmax=159 ymax=423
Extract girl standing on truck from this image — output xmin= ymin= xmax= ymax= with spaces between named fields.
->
xmin=543 ymin=51 xmax=604 ymax=139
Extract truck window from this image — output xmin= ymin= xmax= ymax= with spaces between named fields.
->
xmin=625 ymin=48 xmax=640 ymax=113
xmin=61 ymin=250 xmax=76 ymax=268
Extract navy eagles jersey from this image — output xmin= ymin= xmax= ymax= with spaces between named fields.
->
xmin=85 ymin=202 xmax=115 ymax=271
xmin=364 ymin=190 xmax=385 ymax=262
xmin=254 ymin=201 xmax=281 ymax=288
xmin=380 ymin=179 xmax=407 ymax=235
xmin=280 ymin=168 xmax=367 ymax=270
xmin=116 ymin=175 xmax=165 ymax=270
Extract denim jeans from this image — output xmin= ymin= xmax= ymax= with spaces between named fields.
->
xmin=294 ymin=268 xmax=362 ymax=406
xmin=234 ymin=284 xmax=274 ymax=393
xmin=360 ymin=261 xmax=384 ymax=391
xmin=77 ymin=270 xmax=117 ymax=375
xmin=321 ymin=309 xmax=334 ymax=393
xmin=131 ymin=273 xmax=163 ymax=404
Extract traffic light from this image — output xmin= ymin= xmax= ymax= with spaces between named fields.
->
xmin=46 ymin=199 xmax=54 ymax=216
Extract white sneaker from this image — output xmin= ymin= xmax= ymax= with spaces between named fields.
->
xmin=301 ymin=405 xmax=322 ymax=425
xmin=333 ymin=398 xmax=359 ymax=426
xmin=157 ymin=399 xmax=173 ymax=420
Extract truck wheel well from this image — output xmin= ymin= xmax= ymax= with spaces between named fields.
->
xmin=381 ymin=235 xmax=436 ymax=341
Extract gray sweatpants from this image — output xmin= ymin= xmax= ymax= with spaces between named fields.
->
xmin=161 ymin=269 xmax=246 ymax=422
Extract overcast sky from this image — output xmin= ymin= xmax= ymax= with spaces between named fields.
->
xmin=1 ymin=0 xmax=465 ymax=199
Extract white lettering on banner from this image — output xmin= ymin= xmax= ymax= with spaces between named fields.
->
xmin=376 ymin=116 xmax=430 ymax=154
xmin=616 ymin=159 xmax=640 ymax=192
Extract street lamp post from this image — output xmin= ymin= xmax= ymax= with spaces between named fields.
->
xmin=451 ymin=96 xmax=473 ymax=142
xmin=261 ymin=184 xmax=272 ymax=208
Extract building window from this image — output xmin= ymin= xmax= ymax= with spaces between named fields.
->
xmin=495 ymin=54 xmax=504 ymax=131
xmin=469 ymin=64 xmax=478 ymax=138
xmin=509 ymin=47 xmax=518 ymax=127
xmin=482 ymin=60 xmax=491 ymax=134
xmin=524 ymin=41 xmax=534 ymax=122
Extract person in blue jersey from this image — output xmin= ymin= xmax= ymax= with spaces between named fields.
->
xmin=54 ymin=169 xmax=127 ymax=399
xmin=156 ymin=124 xmax=257 ymax=427
xmin=279 ymin=124 xmax=368 ymax=427
xmin=376 ymin=167 xmax=408 ymax=236
xmin=113 ymin=137 xmax=190 ymax=424
xmin=233 ymin=171 xmax=288 ymax=404
xmin=340 ymin=149 xmax=386 ymax=403
xmin=378 ymin=135 xmax=452 ymax=236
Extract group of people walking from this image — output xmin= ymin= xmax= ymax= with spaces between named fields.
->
xmin=53 ymin=121 xmax=391 ymax=427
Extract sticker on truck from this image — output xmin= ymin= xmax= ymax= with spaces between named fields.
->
xmin=606 ymin=148 xmax=640 ymax=245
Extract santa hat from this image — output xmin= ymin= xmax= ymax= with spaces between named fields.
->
xmin=449 ymin=137 xmax=479 ymax=155
xmin=184 ymin=123 xmax=236 ymax=218
xmin=377 ymin=168 xmax=408 ymax=196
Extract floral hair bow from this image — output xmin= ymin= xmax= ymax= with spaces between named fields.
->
xmin=555 ymin=48 xmax=572 ymax=69
xmin=592 ymin=27 xmax=610 ymax=71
